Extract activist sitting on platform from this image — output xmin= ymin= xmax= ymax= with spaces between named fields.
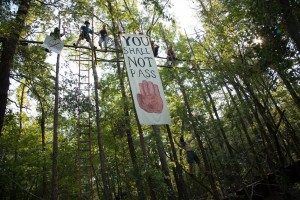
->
xmin=50 ymin=27 xmax=65 ymax=39
xmin=45 ymin=26 xmax=66 ymax=52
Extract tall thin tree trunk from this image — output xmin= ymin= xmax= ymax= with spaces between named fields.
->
xmin=30 ymin=86 xmax=47 ymax=198
xmin=0 ymin=1 xmax=2 ymax=18
xmin=223 ymin=82 xmax=263 ymax=159
xmin=132 ymin=99 xmax=157 ymax=200
xmin=231 ymin=76 xmax=277 ymax=171
xmin=107 ymin=3 xmax=145 ymax=198
xmin=198 ymin=68 xmax=234 ymax=156
xmin=278 ymin=0 xmax=300 ymax=52
xmin=35 ymin=93 xmax=47 ymax=199
xmin=0 ymin=0 xmax=31 ymax=134
xmin=170 ymin=69 xmax=220 ymax=199
xmin=243 ymin=80 xmax=286 ymax=167
xmin=166 ymin=125 xmax=189 ymax=200
xmin=152 ymin=125 xmax=175 ymax=199
xmin=41 ymin=110 xmax=47 ymax=199
xmin=194 ymin=73 xmax=226 ymax=152
xmin=222 ymin=82 xmax=269 ymax=182
xmin=40 ymin=106 xmax=47 ymax=200
xmin=51 ymin=54 xmax=59 ymax=200
xmin=265 ymin=86 xmax=300 ymax=156
xmin=186 ymin=31 xmax=234 ymax=157
xmin=187 ymin=32 xmax=233 ymax=199
xmin=118 ymin=48 xmax=145 ymax=200
xmin=92 ymin=62 xmax=112 ymax=200
xmin=277 ymin=70 xmax=300 ymax=110
xmin=10 ymin=84 xmax=25 ymax=199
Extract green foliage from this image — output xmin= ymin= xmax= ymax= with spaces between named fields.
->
xmin=1 ymin=0 xmax=300 ymax=199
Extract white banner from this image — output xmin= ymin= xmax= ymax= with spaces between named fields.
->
xmin=120 ymin=34 xmax=171 ymax=125
xmin=42 ymin=35 xmax=64 ymax=54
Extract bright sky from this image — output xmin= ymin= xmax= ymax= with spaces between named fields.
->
xmin=171 ymin=0 xmax=200 ymax=36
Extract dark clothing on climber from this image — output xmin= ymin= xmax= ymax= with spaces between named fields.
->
xmin=73 ymin=21 xmax=95 ymax=49
xmin=79 ymin=25 xmax=93 ymax=42
xmin=100 ymin=29 xmax=107 ymax=38
xmin=187 ymin=150 xmax=200 ymax=164
xmin=151 ymin=41 xmax=159 ymax=57
xmin=98 ymin=25 xmax=108 ymax=50
xmin=50 ymin=27 xmax=65 ymax=40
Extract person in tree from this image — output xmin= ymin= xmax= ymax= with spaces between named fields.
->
xmin=175 ymin=135 xmax=200 ymax=174
xmin=151 ymin=40 xmax=159 ymax=57
xmin=98 ymin=24 xmax=108 ymax=52
xmin=73 ymin=20 xmax=95 ymax=49
xmin=167 ymin=44 xmax=177 ymax=65
xmin=50 ymin=27 xmax=65 ymax=39
xmin=45 ymin=26 xmax=66 ymax=52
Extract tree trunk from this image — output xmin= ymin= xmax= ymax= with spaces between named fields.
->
xmin=278 ymin=0 xmax=300 ymax=52
xmin=171 ymin=70 xmax=220 ymax=199
xmin=197 ymin=68 xmax=234 ymax=156
xmin=117 ymin=42 xmax=146 ymax=200
xmin=107 ymin=3 xmax=145 ymax=198
xmin=256 ymin=87 xmax=290 ymax=163
xmin=10 ymin=84 xmax=25 ymax=199
xmin=0 ymin=0 xmax=31 ymax=134
xmin=132 ymin=100 xmax=157 ymax=200
xmin=166 ymin=125 xmax=189 ymax=200
xmin=40 ymin=106 xmax=47 ymax=199
xmin=223 ymin=81 xmax=269 ymax=180
xmin=0 ymin=0 xmax=2 ymax=18
xmin=92 ymin=62 xmax=112 ymax=200
xmin=194 ymin=73 xmax=226 ymax=152
xmin=244 ymin=80 xmax=286 ymax=167
xmin=51 ymin=54 xmax=59 ymax=200
xmin=152 ymin=125 xmax=175 ymax=199
xmin=266 ymin=88 xmax=300 ymax=157
xmin=28 ymin=82 xmax=48 ymax=198
xmin=231 ymin=76 xmax=277 ymax=171
xmin=277 ymin=70 xmax=300 ymax=110
xmin=35 ymin=91 xmax=47 ymax=199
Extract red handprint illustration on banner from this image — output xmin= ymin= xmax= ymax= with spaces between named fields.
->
xmin=137 ymin=80 xmax=163 ymax=113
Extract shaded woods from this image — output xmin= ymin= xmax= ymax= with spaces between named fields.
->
xmin=0 ymin=0 xmax=299 ymax=199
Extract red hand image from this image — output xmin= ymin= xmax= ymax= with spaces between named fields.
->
xmin=137 ymin=80 xmax=163 ymax=113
